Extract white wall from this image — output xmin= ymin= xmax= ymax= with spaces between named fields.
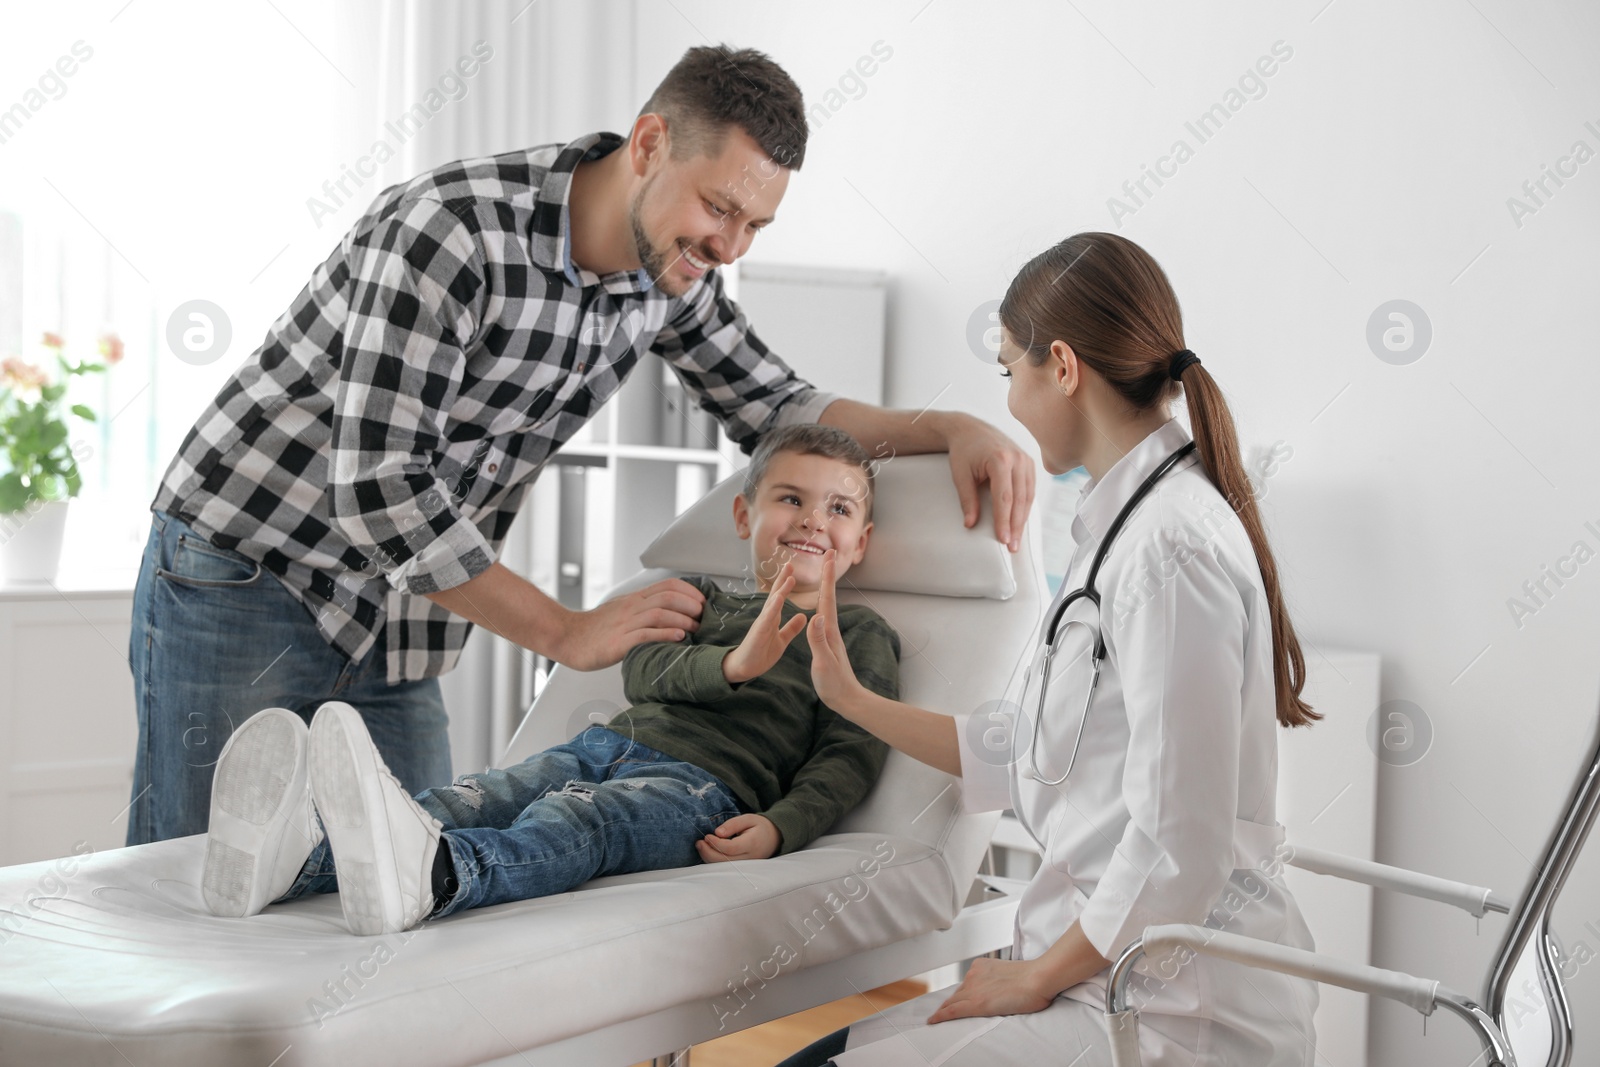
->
xmin=632 ymin=3 xmax=1600 ymax=1063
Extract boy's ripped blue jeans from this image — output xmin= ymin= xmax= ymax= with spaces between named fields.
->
xmin=274 ymin=725 xmax=748 ymax=918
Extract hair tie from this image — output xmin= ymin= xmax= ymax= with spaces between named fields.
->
xmin=1168 ymin=349 xmax=1201 ymax=380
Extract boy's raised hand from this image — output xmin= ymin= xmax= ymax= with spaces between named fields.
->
xmin=721 ymin=560 xmax=809 ymax=685
xmin=697 ymin=813 xmax=781 ymax=862
xmin=806 ymin=549 xmax=865 ymax=712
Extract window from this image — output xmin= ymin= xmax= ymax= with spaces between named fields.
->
xmin=1 ymin=3 xmax=394 ymax=572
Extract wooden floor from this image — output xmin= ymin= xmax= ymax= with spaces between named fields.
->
xmin=628 ymin=977 xmax=929 ymax=1067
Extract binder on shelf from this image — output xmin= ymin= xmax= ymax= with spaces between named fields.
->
xmin=674 ymin=463 xmax=715 ymax=517
xmin=686 ymin=403 xmax=720 ymax=453
xmin=582 ymin=462 xmax=615 ymax=608
xmin=658 ymin=360 xmax=721 ymax=453
xmin=525 ymin=473 xmax=561 ymax=606
xmin=555 ymin=465 xmax=587 ymax=611
xmin=658 ymin=360 xmax=686 ymax=449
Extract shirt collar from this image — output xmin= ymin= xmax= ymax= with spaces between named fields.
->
xmin=1070 ymin=417 xmax=1197 ymax=549
xmin=530 ymin=130 xmax=654 ymax=294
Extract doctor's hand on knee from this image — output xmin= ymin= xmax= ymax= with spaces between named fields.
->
xmin=697 ymin=813 xmax=781 ymax=862
xmin=925 ymin=956 xmax=1057 ymax=1025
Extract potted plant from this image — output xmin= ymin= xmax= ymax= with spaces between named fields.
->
xmin=0 ymin=331 xmax=120 ymax=583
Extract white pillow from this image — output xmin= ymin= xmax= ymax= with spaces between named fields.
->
xmin=639 ymin=453 xmax=1016 ymax=599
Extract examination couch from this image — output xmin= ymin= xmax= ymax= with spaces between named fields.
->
xmin=0 ymin=454 xmax=1042 ymax=1066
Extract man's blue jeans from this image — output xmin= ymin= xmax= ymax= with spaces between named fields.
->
xmin=274 ymin=725 xmax=748 ymax=917
xmin=125 ymin=512 xmax=453 ymax=845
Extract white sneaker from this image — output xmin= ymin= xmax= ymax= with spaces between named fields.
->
xmin=202 ymin=707 xmax=324 ymax=917
xmin=308 ymin=700 xmax=443 ymax=935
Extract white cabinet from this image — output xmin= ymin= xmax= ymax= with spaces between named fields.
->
xmin=1276 ymin=647 xmax=1382 ymax=1067
xmin=734 ymin=262 xmax=887 ymax=407
xmin=0 ymin=584 xmax=138 ymax=866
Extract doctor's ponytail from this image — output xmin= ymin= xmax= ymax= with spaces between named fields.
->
xmin=999 ymin=232 xmax=1319 ymax=729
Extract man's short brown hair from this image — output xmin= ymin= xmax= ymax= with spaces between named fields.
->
xmin=638 ymin=45 xmax=808 ymax=170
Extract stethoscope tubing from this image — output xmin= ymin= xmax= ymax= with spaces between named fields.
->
xmin=1026 ymin=441 xmax=1199 ymax=787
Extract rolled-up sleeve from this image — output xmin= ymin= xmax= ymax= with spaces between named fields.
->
xmin=1075 ymin=531 xmax=1247 ymax=962
xmin=650 ymin=269 xmax=836 ymax=455
xmin=327 ymin=196 xmax=495 ymax=595
xmin=951 ymin=709 xmax=1017 ymax=813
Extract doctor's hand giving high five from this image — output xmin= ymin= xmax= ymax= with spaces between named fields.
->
xmin=806 ymin=548 xmax=1075 ymax=1023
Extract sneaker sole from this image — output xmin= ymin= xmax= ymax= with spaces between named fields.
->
xmin=310 ymin=703 xmax=399 ymax=936
xmin=201 ymin=708 xmax=309 ymax=918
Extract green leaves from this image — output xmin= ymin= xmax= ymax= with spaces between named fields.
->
xmin=1 ymin=375 xmax=98 ymax=515
xmin=0 ymin=472 xmax=27 ymax=513
xmin=59 ymin=357 xmax=106 ymax=377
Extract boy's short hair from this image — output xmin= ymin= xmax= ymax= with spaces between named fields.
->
xmin=743 ymin=424 xmax=875 ymax=520
xmin=638 ymin=45 xmax=808 ymax=170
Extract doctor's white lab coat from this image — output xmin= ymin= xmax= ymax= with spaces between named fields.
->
xmin=834 ymin=418 xmax=1319 ymax=1067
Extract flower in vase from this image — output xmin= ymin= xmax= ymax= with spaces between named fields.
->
xmin=98 ymin=333 xmax=125 ymax=365
xmin=1 ymin=358 xmax=50 ymax=402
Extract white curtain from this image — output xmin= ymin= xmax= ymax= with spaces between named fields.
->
xmin=371 ymin=0 xmax=640 ymax=185
xmin=369 ymin=0 xmax=641 ymax=777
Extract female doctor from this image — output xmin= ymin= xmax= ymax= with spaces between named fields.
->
xmin=779 ymin=232 xmax=1324 ymax=1067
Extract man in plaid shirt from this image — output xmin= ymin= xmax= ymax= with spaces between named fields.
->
xmin=128 ymin=45 xmax=1035 ymax=845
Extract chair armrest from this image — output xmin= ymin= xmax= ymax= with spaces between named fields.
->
xmin=1104 ymin=924 xmax=1515 ymax=1067
xmin=1285 ymin=843 xmax=1511 ymax=918
xmin=1138 ymin=922 xmax=1440 ymax=1012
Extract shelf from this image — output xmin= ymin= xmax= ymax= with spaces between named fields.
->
xmin=555 ymin=442 xmax=727 ymax=466
xmin=0 ymin=570 xmax=140 ymax=600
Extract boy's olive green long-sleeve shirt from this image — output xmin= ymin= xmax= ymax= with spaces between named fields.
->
xmin=616 ymin=574 xmax=901 ymax=855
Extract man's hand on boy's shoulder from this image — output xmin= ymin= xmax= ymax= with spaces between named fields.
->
xmin=697 ymin=813 xmax=782 ymax=862
xmin=720 ymin=560 xmax=808 ymax=686
xmin=562 ymin=576 xmax=706 ymax=670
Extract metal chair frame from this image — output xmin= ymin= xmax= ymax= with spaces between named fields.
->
xmin=1105 ymin=719 xmax=1600 ymax=1067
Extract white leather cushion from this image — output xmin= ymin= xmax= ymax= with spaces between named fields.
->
xmin=640 ymin=452 xmax=1016 ymax=599
xmin=0 ymin=832 xmax=959 ymax=1064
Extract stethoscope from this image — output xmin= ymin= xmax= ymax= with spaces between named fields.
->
xmin=1027 ymin=441 xmax=1198 ymax=786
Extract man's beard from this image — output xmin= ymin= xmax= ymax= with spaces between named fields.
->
xmin=628 ymin=178 xmax=689 ymax=296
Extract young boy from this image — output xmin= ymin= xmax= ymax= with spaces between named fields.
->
xmin=199 ymin=424 xmax=902 ymax=935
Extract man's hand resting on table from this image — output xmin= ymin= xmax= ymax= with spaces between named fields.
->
xmin=719 ymin=560 xmax=808 ymax=685
xmin=697 ymin=813 xmax=782 ymax=861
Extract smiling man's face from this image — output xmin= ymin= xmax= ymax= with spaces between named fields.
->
xmin=733 ymin=450 xmax=873 ymax=594
xmin=626 ymin=121 xmax=791 ymax=297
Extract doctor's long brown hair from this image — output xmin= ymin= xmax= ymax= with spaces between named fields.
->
xmin=999 ymin=232 xmax=1319 ymax=728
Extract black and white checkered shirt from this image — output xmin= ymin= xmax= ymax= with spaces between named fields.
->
xmin=153 ymin=131 xmax=835 ymax=684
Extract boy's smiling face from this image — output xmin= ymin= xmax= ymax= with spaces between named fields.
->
xmin=732 ymin=450 xmax=873 ymax=607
